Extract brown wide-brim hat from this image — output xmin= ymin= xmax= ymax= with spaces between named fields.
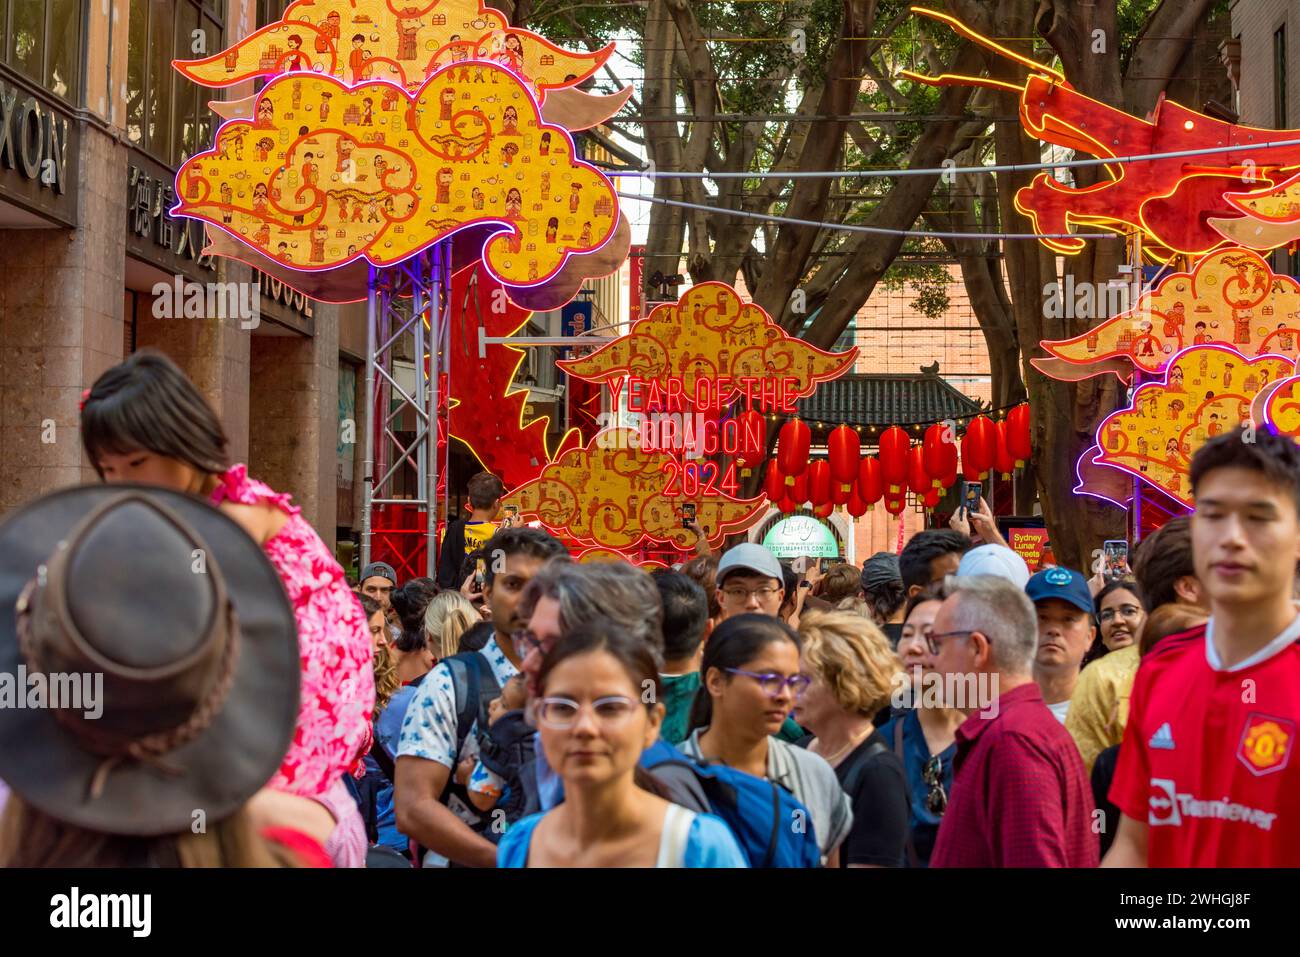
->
xmin=0 ymin=485 xmax=300 ymax=837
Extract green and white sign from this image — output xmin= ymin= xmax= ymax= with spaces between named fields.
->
xmin=762 ymin=516 xmax=839 ymax=559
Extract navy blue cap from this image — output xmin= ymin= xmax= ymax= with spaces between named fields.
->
xmin=1025 ymin=566 xmax=1093 ymax=616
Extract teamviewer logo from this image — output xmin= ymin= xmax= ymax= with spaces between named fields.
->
xmin=1148 ymin=778 xmax=1181 ymax=826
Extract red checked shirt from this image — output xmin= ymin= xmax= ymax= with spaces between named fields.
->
xmin=1109 ymin=614 xmax=1300 ymax=866
xmin=931 ymin=683 xmax=1100 ymax=867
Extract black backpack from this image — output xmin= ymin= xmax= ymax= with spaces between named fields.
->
xmin=437 ymin=651 xmax=502 ymax=832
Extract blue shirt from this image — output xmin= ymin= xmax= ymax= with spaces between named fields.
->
xmin=497 ymin=808 xmax=747 ymax=867
xmin=877 ymin=709 xmax=956 ymax=868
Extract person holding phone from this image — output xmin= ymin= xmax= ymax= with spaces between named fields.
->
xmin=948 ymin=494 xmax=1009 ymax=550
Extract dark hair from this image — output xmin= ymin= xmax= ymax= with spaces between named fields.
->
xmin=678 ymin=554 xmax=720 ymax=619
xmin=535 ymin=624 xmax=669 ymax=798
xmin=864 ymin=578 xmax=908 ymax=625
xmin=1191 ymin=425 xmax=1300 ymax=514
xmin=1139 ymin=602 xmax=1209 ymax=657
xmin=779 ymin=562 xmax=799 ymax=611
xmin=652 ymin=571 xmax=709 ymax=662
xmin=467 ymin=471 xmax=506 ymax=510
xmin=81 ymin=350 xmax=231 ymax=478
xmin=390 ymin=577 xmax=439 ymax=652
xmin=358 ymin=594 xmax=382 ymax=619
xmin=899 ymin=529 xmax=971 ymax=591
xmin=1131 ymin=516 xmax=1195 ymax=610
xmin=481 ymin=526 xmax=568 ymax=587
xmin=687 ymin=614 xmax=800 ymax=734
xmin=1084 ymin=579 xmax=1145 ymax=666
xmin=903 ymin=581 xmax=948 ymax=621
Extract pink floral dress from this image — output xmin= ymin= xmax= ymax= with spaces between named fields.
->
xmin=210 ymin=465 xmax=375 ymax=798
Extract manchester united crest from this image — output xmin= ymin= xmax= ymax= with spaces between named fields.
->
xmin=1237 ymin=713 xmax=1295 ymax=776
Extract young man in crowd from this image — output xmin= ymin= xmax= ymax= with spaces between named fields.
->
xmin=652 ymin=571 xmax=712 ymax=745
xmin=714 ymin=543 xmax=786 ymax=620
xmin=360 ymin=561 xmax=398 ymax=617
xmin=394 ymin=526 xmax=567 ymax=867
xmin=899 ymin=529 xmax=971 ymax=598
xmin=1105 ymin=427 xmax=1300 ymax=867
xmin=436 ymin=471 xmax=506 ymax=589
xmin=929 ymin=575 xmax=1098 ymax=867
xmin=1025 ymin=567 xmax=1097 ymax=723
xmin=859 ymin=551 xmax=907 ymax=647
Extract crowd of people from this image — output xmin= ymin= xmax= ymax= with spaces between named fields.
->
xmin=0 ymin=348 xmax=1298 ymax=868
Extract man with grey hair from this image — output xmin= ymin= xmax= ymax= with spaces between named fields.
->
xmin=928 ymin=575 xmax=1099 ymax=867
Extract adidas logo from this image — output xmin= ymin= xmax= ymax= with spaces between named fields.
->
xmin=1149 ymin=722 xmax=1176 ymax=750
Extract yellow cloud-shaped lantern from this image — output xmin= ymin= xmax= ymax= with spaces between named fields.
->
xmin=503 ymin=428 xmax=769 ymax=551
xmin=172 ymin=65 xmax=618 ymax=287
xmin=558 ymin=282 xmax=858 ymax=402
xmin=1040 ymin=248 xmax=1300 ymax=376
xmin=174 ymin=0 xmax=613 ymax=99
xmin=1095 ymin=345 xmax=1294 ymax=506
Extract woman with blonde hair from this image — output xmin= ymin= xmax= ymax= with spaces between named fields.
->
xmin=794 ymin=610 xmax=910 ymax=868
xmin=423 ymin=590 xmax=479 ymax=661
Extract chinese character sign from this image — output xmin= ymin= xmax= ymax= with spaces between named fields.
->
xmin=172 ymin=65 xmax=618 ymax=289
xmin=174 ymin=0 xmax=614 ymax=100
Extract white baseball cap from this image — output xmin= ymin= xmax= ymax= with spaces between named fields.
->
xmin=956 ymin=544 xmax=1031 ymax=589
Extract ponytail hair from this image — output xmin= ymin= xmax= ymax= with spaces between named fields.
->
xmin=687 ymin=613 xmax=801 ymax=734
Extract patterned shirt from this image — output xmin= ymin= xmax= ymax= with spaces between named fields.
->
xmin=396 ymin=640 xmax=517 ymax=826
xmin=931 ymin=682 xmax=1099 ymax=867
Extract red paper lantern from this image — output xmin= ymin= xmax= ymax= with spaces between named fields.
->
xmin=846 ymin=490 xmax=868 ymax=518
xmin=790 ymin=469 xmax=809 ymax=505
xmin=777 ymin=418 xmax=811 ymax=485
xmin=828 ymin=425 xmax=860 ymax=495
xmin=808 ymin=460 xmax=832 ymax=507
xmin=764 ymin=460 xmax=785 ymax=502
xmin=857 ymin=455 xmax=883 ymax=508
xmin=831 ymin=479 xmax=851 ymax=507
xmin=878 ymin=426 xmax=910 ymax=495
xmin=908 ymin=445 xmax=929 ymax=497
xmin=737 ymin=409 xmax=766 ymax=470
xmin=994 ymin=420 xmax=1016 ymax=478
xmin=923 ymin=422 xmax=957 ymax=490
xmin=923 ymin=487 xmax=942 ymax=508
xmin=884 ymin=496 xmax=906 ymax=516
xmin=1007 ymin=403 xmax=1031 ymax=467
xmin=962 ymin=416 xmax=996 ymax=478
xmin=813 ymin=501 xmax=834 ymax=519
xmin=941 ymin=458 xmax=959 ymax=490
xmin=779 ymin=495 xmax=797 ymax=514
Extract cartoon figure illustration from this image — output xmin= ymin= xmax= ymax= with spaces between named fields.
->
xmin=276 ymin=241 xmax=292 ymax=262
xmin=540 ymin=131 xmax=552 ymax=156
xmin=374 ymin=155 xmax=388 ymax=181
xmin=505 ymin=187 xmax=523 ymax=219
xmin=219 ymin=183 xmax=233 ymax=223
xmin=440 ymin=87 xmax=456 ymax=121
xmin=1136 ymin=435 xmax=1148 ymax=471
xmin=315 ymin=11 xmax=341 ymax=54
xmin=361 ymin=97 xmax=374 ymax=126
xmin=502 ymin=106 xmax=519 ymax=135
xmin=436 ymin=167 xmax=453 ymax=204
xmin=1169 ymin=365 xmax=1185 ymax=392
xmin=349 ymin=34 xmax=366 ymax=84
xmin=319 ymin=91 xmax=332 ymax=123
xmin=471 ymin=187 xmax=485 ymax=210
xmin=396 ymin=15 xmax=420 ymax=61
xmin=338 ymin=194 xmax=350 ymax=220
xmin=496 ymin=33 xmax=526 ymax=75
xmin=253 ymin=223 xmax=270 ymax=247
xmin=1085 ymin=330 xmax=1099 ymax=352
xmin=1232 ymin=308 xmax=1251 ymax=345
xmin=301 ymin=152 xmax=318 ymax=187
xmin=501 ymin=142 xmax=519 ymax=166
xmin=1193 ymin=320 xmax=1211 ymax=344
xmin=1206 ymin=412 xmax=1221 ymax=437
xmin=1135 ymin=319 xmax=1156 ymax=356
xmin=1167 ymin=399 xmax=1185 ymax=420
xmin=569 ymin=182 xmax=582 ymax=213
xmin=1223 ymin=363 xmax=1235 ymax=389
xmin=255 ymin=136 xmax=275 ymax=161
xmin=578 ymin=221 xmax=592 ymax=246
xmin=310 ymin=224 xmax=328 ymax=263
xmin=284 ymin=34 xmax=309 ymax=71
xmin=255 ymin=96 xmax=275 ymax=128
xmin=366 ymin=197 xmax=380 ymax=222
xmin=252 ymin=182 xmax=269 ymax=214
xmin=545 ymin=216 xmax=558 ymax=243
xmin=1279 ymin=323 xmax=1296 ymax=351
xmin=351 ymin=199 xmax=365 ymax=222
xmin=336 ymin=136 xmax=355 ymax=174
xmin=1162 ymin=301 xmax=1185 ymax=340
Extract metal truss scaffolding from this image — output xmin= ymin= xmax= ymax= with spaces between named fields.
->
xmin=361 ymin=245 xmax=449 ymax=576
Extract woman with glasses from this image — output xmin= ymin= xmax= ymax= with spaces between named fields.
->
xmin=680 ymin=614 xmax=853 ymax=866
xmin=877 ymin=585 xmax=962 ymax=867
xmin=794 ymin=611 xmax=910 ymax=867
xmin=496 ymin=626 xmax=745 ymax=867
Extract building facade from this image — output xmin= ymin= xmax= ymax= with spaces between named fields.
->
xmin=0 ymin=0 xmax=368 ymax=558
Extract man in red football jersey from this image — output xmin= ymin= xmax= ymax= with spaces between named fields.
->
xmin=1105 ymin=426 xmax=1300 ymax=866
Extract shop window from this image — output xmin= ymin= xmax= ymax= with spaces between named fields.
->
xmin=4 ymin=0 xmax=83 ymax=103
